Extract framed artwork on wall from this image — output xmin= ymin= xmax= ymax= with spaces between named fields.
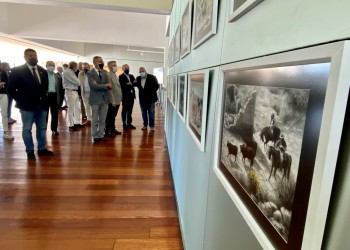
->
xmin=228 ymin=0 xmax=264 ymax=22
xmin=171 ymin=75 xmax=177 ymax=108
xmin=177 ymin=73 xmax=188 ymax=122
xmin=181 ymin=1 xmax=192 ymax=58
xmin=187 ymin=70 xmax=210 ymax=151
xmin=174 ymin=26 xmax=181 ymax=64
xmin=193 ymin=0 xmax=219 ymax=49
xmin=169 ymin=38 xmax=175 ymax=67
xmin=167 ymin=75 xmax=172 ymax=101
xmin=212 ymin=41 xmax=350 ymax=250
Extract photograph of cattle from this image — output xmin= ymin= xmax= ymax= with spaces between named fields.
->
xmin=220 ymin=82 xmax=310 ymax=241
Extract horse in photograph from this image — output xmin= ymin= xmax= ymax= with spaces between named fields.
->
xmin=260 ymin=126 xmax=281 ymax=149
xmin=267 ymin=146 xmax=292 ymax=181
xmin=226 ymin=141 xmax=238 ymax=162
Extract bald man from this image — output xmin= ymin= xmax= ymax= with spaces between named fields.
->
xmin=46 ymin=61 xmax=60 ymax=135
xmin=134 ymin=67 xmax=159 ymax=130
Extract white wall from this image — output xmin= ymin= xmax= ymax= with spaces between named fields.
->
xmin=166 ymin=0 xmax=350 ymax=249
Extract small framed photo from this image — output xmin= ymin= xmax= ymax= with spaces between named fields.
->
xmin=193 ymin=0 xmax=219 ymax=49
xmin=174 ymin=26 xmax=181 ymax=63
xmin=177 ymin=73 xmax=188 ymax=122
xmin=186 ymin=70 xmax=210 ymax=151
xmin=228 ymin=0 xmax=264 ymax=22
xmin=169 ymin=75 xmax=177 ymax=108
xmin=181 ymin=1 xmax=192 ymax=58
xmin=213 ymin=41 xmax=350 ymax=249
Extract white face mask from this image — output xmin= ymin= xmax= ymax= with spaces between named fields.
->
xmin=112 ymin=66 xmax=118 ymax=73
xmin=47 ymin=66 xmax=55 ymax=73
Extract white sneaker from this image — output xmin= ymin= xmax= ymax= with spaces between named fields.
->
xmin=3 ymin=132 xmax=14 ymax=140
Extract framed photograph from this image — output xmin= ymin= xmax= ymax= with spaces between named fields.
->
xmin=228 ymin=0 xmax=264 ymax=22
xmin=181 ymin=1 xmax=192 ymax=58
xmin=171 ymin=75 xmax=177 ymax=108
xmin=177 ymin=73 xmax=188 ymax=122
xmin=186 ymin=70 xmax=210 ymax=151
xmin=167 ymin=75 xmax=172 ymax=101
xmin=168 ymin=38 xmax=175 ymax=67
xmin=193 ymin=0 xmax=219 ymax=49
xmin=174 ymin=26 xmax=181 ymax=63
xmin=213 ymin=41 xmax=350 ymax=250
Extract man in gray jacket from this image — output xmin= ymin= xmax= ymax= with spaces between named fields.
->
xmin=87 ymin=56 xmax=112 ymax=143
xmin=105 ymin=60 xmax=123 ymax=136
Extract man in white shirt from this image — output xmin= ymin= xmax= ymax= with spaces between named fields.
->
xmin=63 ymin=61 xmax=84 ymax=131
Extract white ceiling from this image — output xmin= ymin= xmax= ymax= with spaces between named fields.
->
xmin=0 ymin=0 xmax=171 ymax=55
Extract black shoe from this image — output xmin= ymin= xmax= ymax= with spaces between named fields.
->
xmin=52 ymin=131 xmax=59 ymax=136
xmin=128 ymin=124 xmax=136 ymax=129
xmin=104 ymin=132 xmax=115 ymax=137
xmin=27 ymin=151 xmax=36 ymax=160
xmin=123 ymin=125 xmax=128 ymax=130
xmin=92 ymin=138 xmax=100 ymax=144
xmin=74 ymin=124 xmax=84 ymax=128
xmin=98 ymin=138 xmax=107 ymax=142
xmin=38 ymin=149 xmax=54 ymax=156
xmin=69 ymin=126 xmax=77 ymax=131
xmin=114 ymin=130 xmax=122 ymax=135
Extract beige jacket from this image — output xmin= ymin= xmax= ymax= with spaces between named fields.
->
xmin=107 ymin=71 xmax=123 ymax=105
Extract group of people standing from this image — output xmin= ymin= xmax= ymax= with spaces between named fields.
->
xmin=1 ymin=48 xmax=159 ymax=160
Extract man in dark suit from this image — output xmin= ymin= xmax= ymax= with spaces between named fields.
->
xmin=8 ymin=48 xmax=54 ymax=160
xmin=87 ymin=56 xmax=112 ymax=143
xmin=119 ymin=64 xmax=136 ymax=130
xmin=134 ymin=67 xmax=159 ymax=130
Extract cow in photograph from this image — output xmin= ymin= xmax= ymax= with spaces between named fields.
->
xmin=240 ymin=144 xmax=256 ymax=166
xmin=260 ymin=126 xmax=281 ymax=148
xmin=267 ymin=146 xmax=292 ymax=181
xmin=226 ymin=141 xmax=238 ymax=162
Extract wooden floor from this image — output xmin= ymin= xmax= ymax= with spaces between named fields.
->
xmin=0 ymin=102 xmax=183 ymax=250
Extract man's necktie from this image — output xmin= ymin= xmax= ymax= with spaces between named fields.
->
xmin=32 ymin=68 xmax=40 ymax=84
xmin=98 ymin=70 xmax=101 ymax=79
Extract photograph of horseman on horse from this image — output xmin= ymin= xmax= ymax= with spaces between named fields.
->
xmin=220 ymin=82 xmax=310 ymax=241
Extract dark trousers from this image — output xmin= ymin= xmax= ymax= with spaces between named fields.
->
xmin=47 ymin=92 xmax=59 ymax=132
xmin=105 ymin=104 xmax=120 ymax=133
xmin=121 ymin=99 xmax=134 ymax=126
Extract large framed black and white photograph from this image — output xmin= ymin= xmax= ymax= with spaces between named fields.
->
xmin=177 ymin=73 xmax=188 ymax=122
xmin=213 ymin=42 xmax=350 ymax=250
xmin=174 ymin=26 xmax=181 ymax=64
xmin=181 ymin=1 xmax=192 ymax=58
xmin=193 ymin=0 xmax=219 ymax=49
xmin=187 ymin=70 xmax=209 ymax=151
xmin=228 ymin=0 xmax=264 ymax=22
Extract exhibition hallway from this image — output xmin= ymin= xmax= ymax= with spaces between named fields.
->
xmin=0 ymin=103 xmax=183 ymax=250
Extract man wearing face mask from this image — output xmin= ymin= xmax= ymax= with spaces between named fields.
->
xmin=45 ymin=61 xmax=60 ymax=135
xmin=8 ymin=48 xmax=53 ymax=160
xmin=119 ymin=64 xmax=136 ymax=130
xmin=78 ymin=62 xmax=92 ymax=124
xmin=134 ymin=67 xmax=159 ymax=130
xmin=63 ymin=61 xmax=84 ymax=131
xmin=87 ymin=56 xmax=112 ymax=143
xmin=105 ymin=60 xmax=123 ymax=136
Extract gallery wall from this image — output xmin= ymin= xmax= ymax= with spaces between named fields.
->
xmin=166 ymin=0 xmax=350 ymax=249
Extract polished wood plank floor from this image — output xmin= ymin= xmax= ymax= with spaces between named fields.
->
xmin=0 ymin=103 xmax=183 ymax=250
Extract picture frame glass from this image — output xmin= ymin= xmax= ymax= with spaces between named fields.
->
xmin=218 ymin=62 xmax=331 ymax=248
xmin=181 ymin=2 xmax=191 ymax=58
xmin=188 ymin=73 xmax=205 ymax=141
